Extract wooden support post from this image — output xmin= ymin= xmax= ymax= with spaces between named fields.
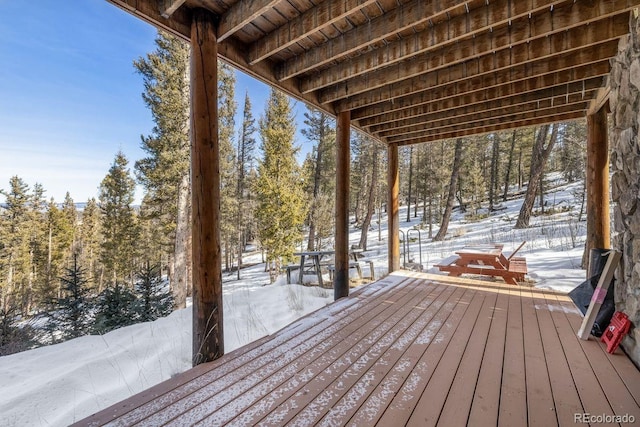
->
xmin=585 ymin=106 xmax=611 ymax=269
xmin=190 ymin=9 xmax=223 ymax=366
xmin=388 ymin=143 xmax=400 ymax=272
xmin=335 ymin=111 xmax=351 ymax=300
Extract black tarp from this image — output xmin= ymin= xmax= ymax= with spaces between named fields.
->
xmin=568 ymin=248 xmax=616 ymax=337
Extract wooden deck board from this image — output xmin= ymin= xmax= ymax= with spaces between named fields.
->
xmin=499 ymin=284 xmax=527 ymax=427
xmin=405 ymin=289 xmax=488 ymax=426
xmin=152 ymin=277 xmax=429 ymax=425
xmin=77 ymin=272 xmax=640 ymax=427
xmin=554 ymin=294 xmax=640 ymax=425
xmin=520 ymin=285 xmax=557 ymax=427
xmin=375 ymin=284 xmax=478 ymax=427
xmin=541 ymin=291 xmax=618 ymax=426
xmin=210 ymin=279 xmax=450 ymax=426
xmin=435 ymin=289 xmax=498 ymax=426
xmin=278 ymin=282 xmax=455 ymax=426
xmin=467 ymin=289 xmax=509 ymax=427
xmin=530 ymin=289 xmax=584 ymax=427
xmin=345 ymin=285 xmax=468 ymax=426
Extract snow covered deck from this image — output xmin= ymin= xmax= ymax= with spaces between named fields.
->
xmin=77 ymin=272 xmax=640 ymax=426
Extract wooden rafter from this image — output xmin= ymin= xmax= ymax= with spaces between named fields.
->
xmin=248 ymin=0 xmax=379 ymax=65
xmin=375 ymin=95 xmax=596 ymax=139
xmin=275 ymin=0 xmax=465 ymax=81
xmin=392 ymin=112 xmax=586 ymax=146
xmin=384 ymin=102 xmax=590 ymax=144
xmin=587 ymin=86 xmax=612 ymax=115
xmin=108 ymin=0 xmax=190 ymax=37
xmin=350 ymin=61 xmax=610 ymax=122
xmin=322 ymin=12 xmax=628 ymax=105
xmin=217 ymin=0 xmax=281 ymax=42
xmin=358 ymin=79 xmax=604 ymax=127
xmin=159 ymin=0 xmax=186 ymax=19
xmin=303 ymin=0 xmax=633 ymax=94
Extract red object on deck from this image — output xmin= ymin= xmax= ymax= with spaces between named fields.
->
xmin=601 ymin=312 xmax=631 ymax=354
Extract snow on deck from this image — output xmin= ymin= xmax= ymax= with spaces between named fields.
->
xmin=76 ymin=272 xmax=640 ymax=426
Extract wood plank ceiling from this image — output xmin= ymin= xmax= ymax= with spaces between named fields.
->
xmin=109 ymin=0 xmax=638 ymax=145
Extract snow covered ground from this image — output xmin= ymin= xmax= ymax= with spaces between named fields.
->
xmin=0 ymin=176 xmax=591 ymax=426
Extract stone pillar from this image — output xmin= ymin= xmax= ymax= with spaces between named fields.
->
xmin=610 ymin=13 xmax=640 ymax=365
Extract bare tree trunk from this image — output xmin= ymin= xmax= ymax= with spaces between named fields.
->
xmin=406 ymin=147 xmax=413 ymax=222
xmin=489 ymin=134 xmax=500 ymax=211
xmin=539 ymin=176 xmax=545 ymax=214
xmin=515 ymin=124 xmax=559 ymax=228
xmin=359 ymin=146 xmax=379 ymax=250
xmin=434 ymin=138 xmax=464 ymax=241
xmin=502 ymin=130 xmax=517 ymax=201
xmin=428 ymin=198 xmax=433 ymax=238
xmin=173 ymin=172 xmax=190 ymax=309
xmin=517 ymin=146 xmax=524 ymax=190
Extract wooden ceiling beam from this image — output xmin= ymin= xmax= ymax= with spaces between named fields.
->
xmin=304 ymin=0 xmax=633 ymax=94
xmin=275 ymin=0 xmax=465 ymax=81
xmin=248 ymin=0 xmax=379 ymax=65
xmin=160 ymin=0 xmax=186 ymax=19
xmin=337 ymin=39 xmax=617 ymax=113
xmin=587 ymin=86 xmax=612 ymax=115
xmin=350 ymin=60 xmax=610 ymax=121
xmin=393 ymin=112 xmax=586 ymax=146
xmin=379 ymin=101 xmax=590 ymax=141
xmin=330 ymin=17 xmax=625 ymax=108
xmin=373 ymin=91 xmax=597 ymax=137
xmin=217 ymin=0 xmax=281 ymax=42
xmin=107 ymin=0 xmax=191 ymax=38
xmin=358 ymin=79 xmax=604 ymax=127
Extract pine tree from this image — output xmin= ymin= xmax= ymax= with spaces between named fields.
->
xmin=236 ymin=92 xmax=257 ymax=279
xmin=51 ymin=255 xmax=93 ymax=340
xmin=416 ymin=141 xmax=449 ymax=237
xmin=93 ymin=282 xmax=137 ymax=334
xmin=462 ymin=138 xmax=487 ymax=217
xmin=134 ymin=31 xmax=191 ymax=308
xmin=99 ymin=151 xmax=140 ymax=284
xmin=134 ymin=263 xmax=172 ymax=322
xmin=0 ymin=177 xmax=31 ymax=314
xmin=78 ymin=198 xmax=103 ymax=291
xmin=255 ymin=89 xmax=307 ymax=281
xmin=502 ymin=130 xmax=518 ymax=201
xmin=25 ymin=183 xmax=48 ymax=312
xmin=218 ymin=61 xmax=239 ymax=272
xmin=301 ymin=107 xmax=336 ymax=250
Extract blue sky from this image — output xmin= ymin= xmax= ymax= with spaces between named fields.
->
xmin=0 ymin=0 xmax=309 ymax=204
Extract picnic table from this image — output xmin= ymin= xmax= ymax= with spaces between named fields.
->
xmin=435 ymin=242 xmax=527 ymax=285
xmin=288 ymin=249 xmax=364 ymax=287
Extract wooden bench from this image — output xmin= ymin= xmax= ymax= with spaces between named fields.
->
xmin=435 ymin=252 xmax=527 ymax=285
xmin=283 ymin=264 xmax=300 ymax=284
xmin=507 ymin=256 xmax=528 ymax=282
xmin=435 ymin=255 xmax=461 ymax=269
xmin=328 ymin=262 xmax=363 ymax=281
xmin=363 ymin=260 xmax=375 ymax=280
